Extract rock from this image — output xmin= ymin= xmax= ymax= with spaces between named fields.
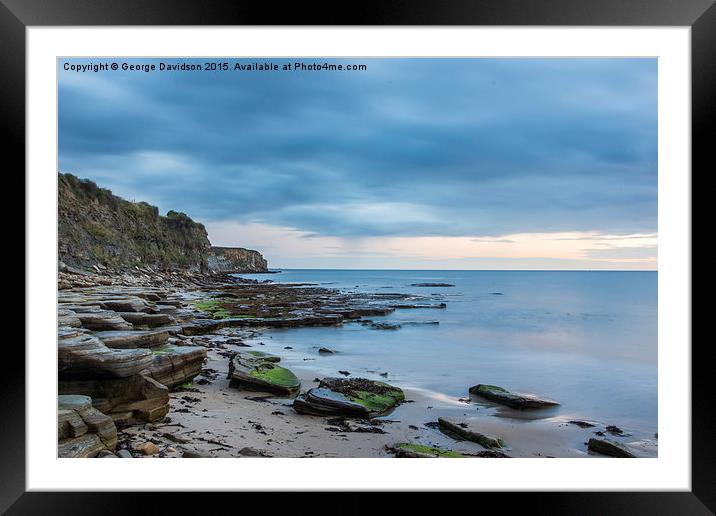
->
xmin=180 ymin=319 xmax=226 ymax=336
xmin=135 ymin=292 xmax=164 ymax=302
xmin=326 ymin=417 xmax=386 ymax=434
xmin=243 ymin=350 xmax=280 ymax=362
xmin=469 ymin=384 xmax=559 ymax=409
xmin=181 ymin=450 xmax=207 ymax=458
xmin=97 ymin=450 xmax=119 ymax=458
xmin=387 ymin=304 xmax=446 ymax=310
xmin=437 ymin=418 xmax=505 ymax=449
xmin=75 ymin=311 xmax=134 ymax=331
xmin=338 ymin=370 xmax=351 ymax=376
xmin=410 ymin=283 xmax=455 ymax=287
xmin=58 ymin=332 xmax=154 ymax=379
xmin=59 ymin=374 xmax=170 ymax=426
xmin=208 ymin=247 xmax=268 ymax=273
xmin=118 ymin=312 xmax=175 ymax=328
xmin=568 ymin=420 xmax=596 ymax=428
xmin=367 ymin=322 xmax=401 ymax=330
xmin=228 ymin=352 xmax=300 ymax=396
xmin=162 ymin=432 xmax=190 ymax=444
xmin=394 ymin=443 xmax=464 ymax=458
xmin=100 ymin=297 xmax=151 ymax=313
xmin=95 ymin=328 xmax=170 ymax=349
xmin=136 ymin=442 xmax=160 ymax=456
xmin=318 ymin=347 xmax=334 ymax=355
xmin=587 ymin=438 xmax=635 ymax=458
xmin=238 ymin=447 xmax=270 ymax=457
xmin=147 ymin=344 xmax=207 ymax=389
xmin=58 ymin=395 xmax=117 ymax=458
xmin=58 ymin=433 xmax=106 ymax=458
xmin=116 ymin=449 xmax=133 ymax=458
xmin=58 ymin=308 xmax=82 ymax=328
xmin=293 ymin=377 xmax=404 ymax=418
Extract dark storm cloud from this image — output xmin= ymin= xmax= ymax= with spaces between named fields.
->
xmin=58 ymin=58 xmax=657 ymax=237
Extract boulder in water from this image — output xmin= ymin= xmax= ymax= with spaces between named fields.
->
xmin=469 ymin=384 xmax=559 ymax=409
xmin=587 ymin=438 xmax=635 ymax=458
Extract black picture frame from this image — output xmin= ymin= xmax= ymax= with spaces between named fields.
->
xmin=5 ymin=0 xmax=709 ymax=513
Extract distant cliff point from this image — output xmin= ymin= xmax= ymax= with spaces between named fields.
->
xmin=208 ymin=247 xmax=268 ymax=274
xmin=58 ymin=172 xmax=268 ymax=273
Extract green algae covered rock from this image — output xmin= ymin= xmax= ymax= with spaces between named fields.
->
xmin=228 ymin=352 xmax=300 ymax=396
xmin=437 ymin=418 xmax=505 ymax=449
xmin=395 ymin=443 xmax=464 ymax=458
xmin=469 ymin=384 xmax=559 ymax=409
xmin=293 ymin=377 xmax=405 ymax=417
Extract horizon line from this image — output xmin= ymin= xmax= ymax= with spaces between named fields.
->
xmin=255 ymin=267 xmax=658 ymax=272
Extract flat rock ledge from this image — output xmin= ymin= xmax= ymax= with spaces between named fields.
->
xmin=587 ymin=437 xmax=636 ymax=458
xmin=228 ymin=351 xmax=300 ymax=396
xmin=59 ymin=374 xmax=170 ymax=426
xmin=94 ymin=328 xmax=171 ymax=349
xmin=469 ymin=384 xmax=559 ymax=409
xmin=58 ymin=394 xmax=118 ymax=458
xmin=147 ymin=344 xmax=207 ymax=389
xmin=293 ymin=377 xmax=405 ymax=418
xmin=437 ymin=418 xmax=505 ymax=449
xmin=58 ymin=329 xmax=154 ymax=379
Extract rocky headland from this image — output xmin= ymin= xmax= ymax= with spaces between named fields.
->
xmin=208 ymin=247 xmax=268 ymax=273
xmin=59 ymin=173 xmax=268 ymax=273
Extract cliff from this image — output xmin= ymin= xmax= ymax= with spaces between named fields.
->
xmin=208 ymin=247 xmax=269 ymax=273
xmin=58 ymin=173 xmax=266 ymax=272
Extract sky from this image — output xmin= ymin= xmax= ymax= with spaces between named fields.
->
xmin=58 ymin=58 xmax=657 ymax=270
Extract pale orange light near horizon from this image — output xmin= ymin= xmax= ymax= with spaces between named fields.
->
xmin=206 ymin=220 xmax=657 ymax=271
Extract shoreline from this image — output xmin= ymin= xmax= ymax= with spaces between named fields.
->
xmin=58 ymin=267 xmax=657 ymax=459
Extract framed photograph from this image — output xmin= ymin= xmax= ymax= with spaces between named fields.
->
xmin=7 ymin=0 xmax=709 ymax=512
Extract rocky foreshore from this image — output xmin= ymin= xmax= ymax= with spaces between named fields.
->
xmin=56 ymin=265 xmax=656 ymax=459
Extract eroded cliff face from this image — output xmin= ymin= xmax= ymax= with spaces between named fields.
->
xmin=58 ymin=173 xmax=213 ymax=271
xmin=207 ymin=247 xmax=269 ymax=273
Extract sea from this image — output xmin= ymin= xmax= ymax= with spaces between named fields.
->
xmin=234 ymin=269 xmax=657 ymax=437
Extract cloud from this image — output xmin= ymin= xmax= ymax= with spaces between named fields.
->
xmin=58 ymin=58 xmax=657 ymax=268
xmin=205 ymin=221 xmax=657 ymax=270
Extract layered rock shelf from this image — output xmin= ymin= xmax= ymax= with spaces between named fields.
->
xmin=59 ymin=374 xmax=170 ymax=426
xmin=58 ymin=395 xmax=118 ymax=458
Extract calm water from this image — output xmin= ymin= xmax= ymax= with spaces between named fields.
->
xmin=236 ymin=270 xmax=657 ymax=435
